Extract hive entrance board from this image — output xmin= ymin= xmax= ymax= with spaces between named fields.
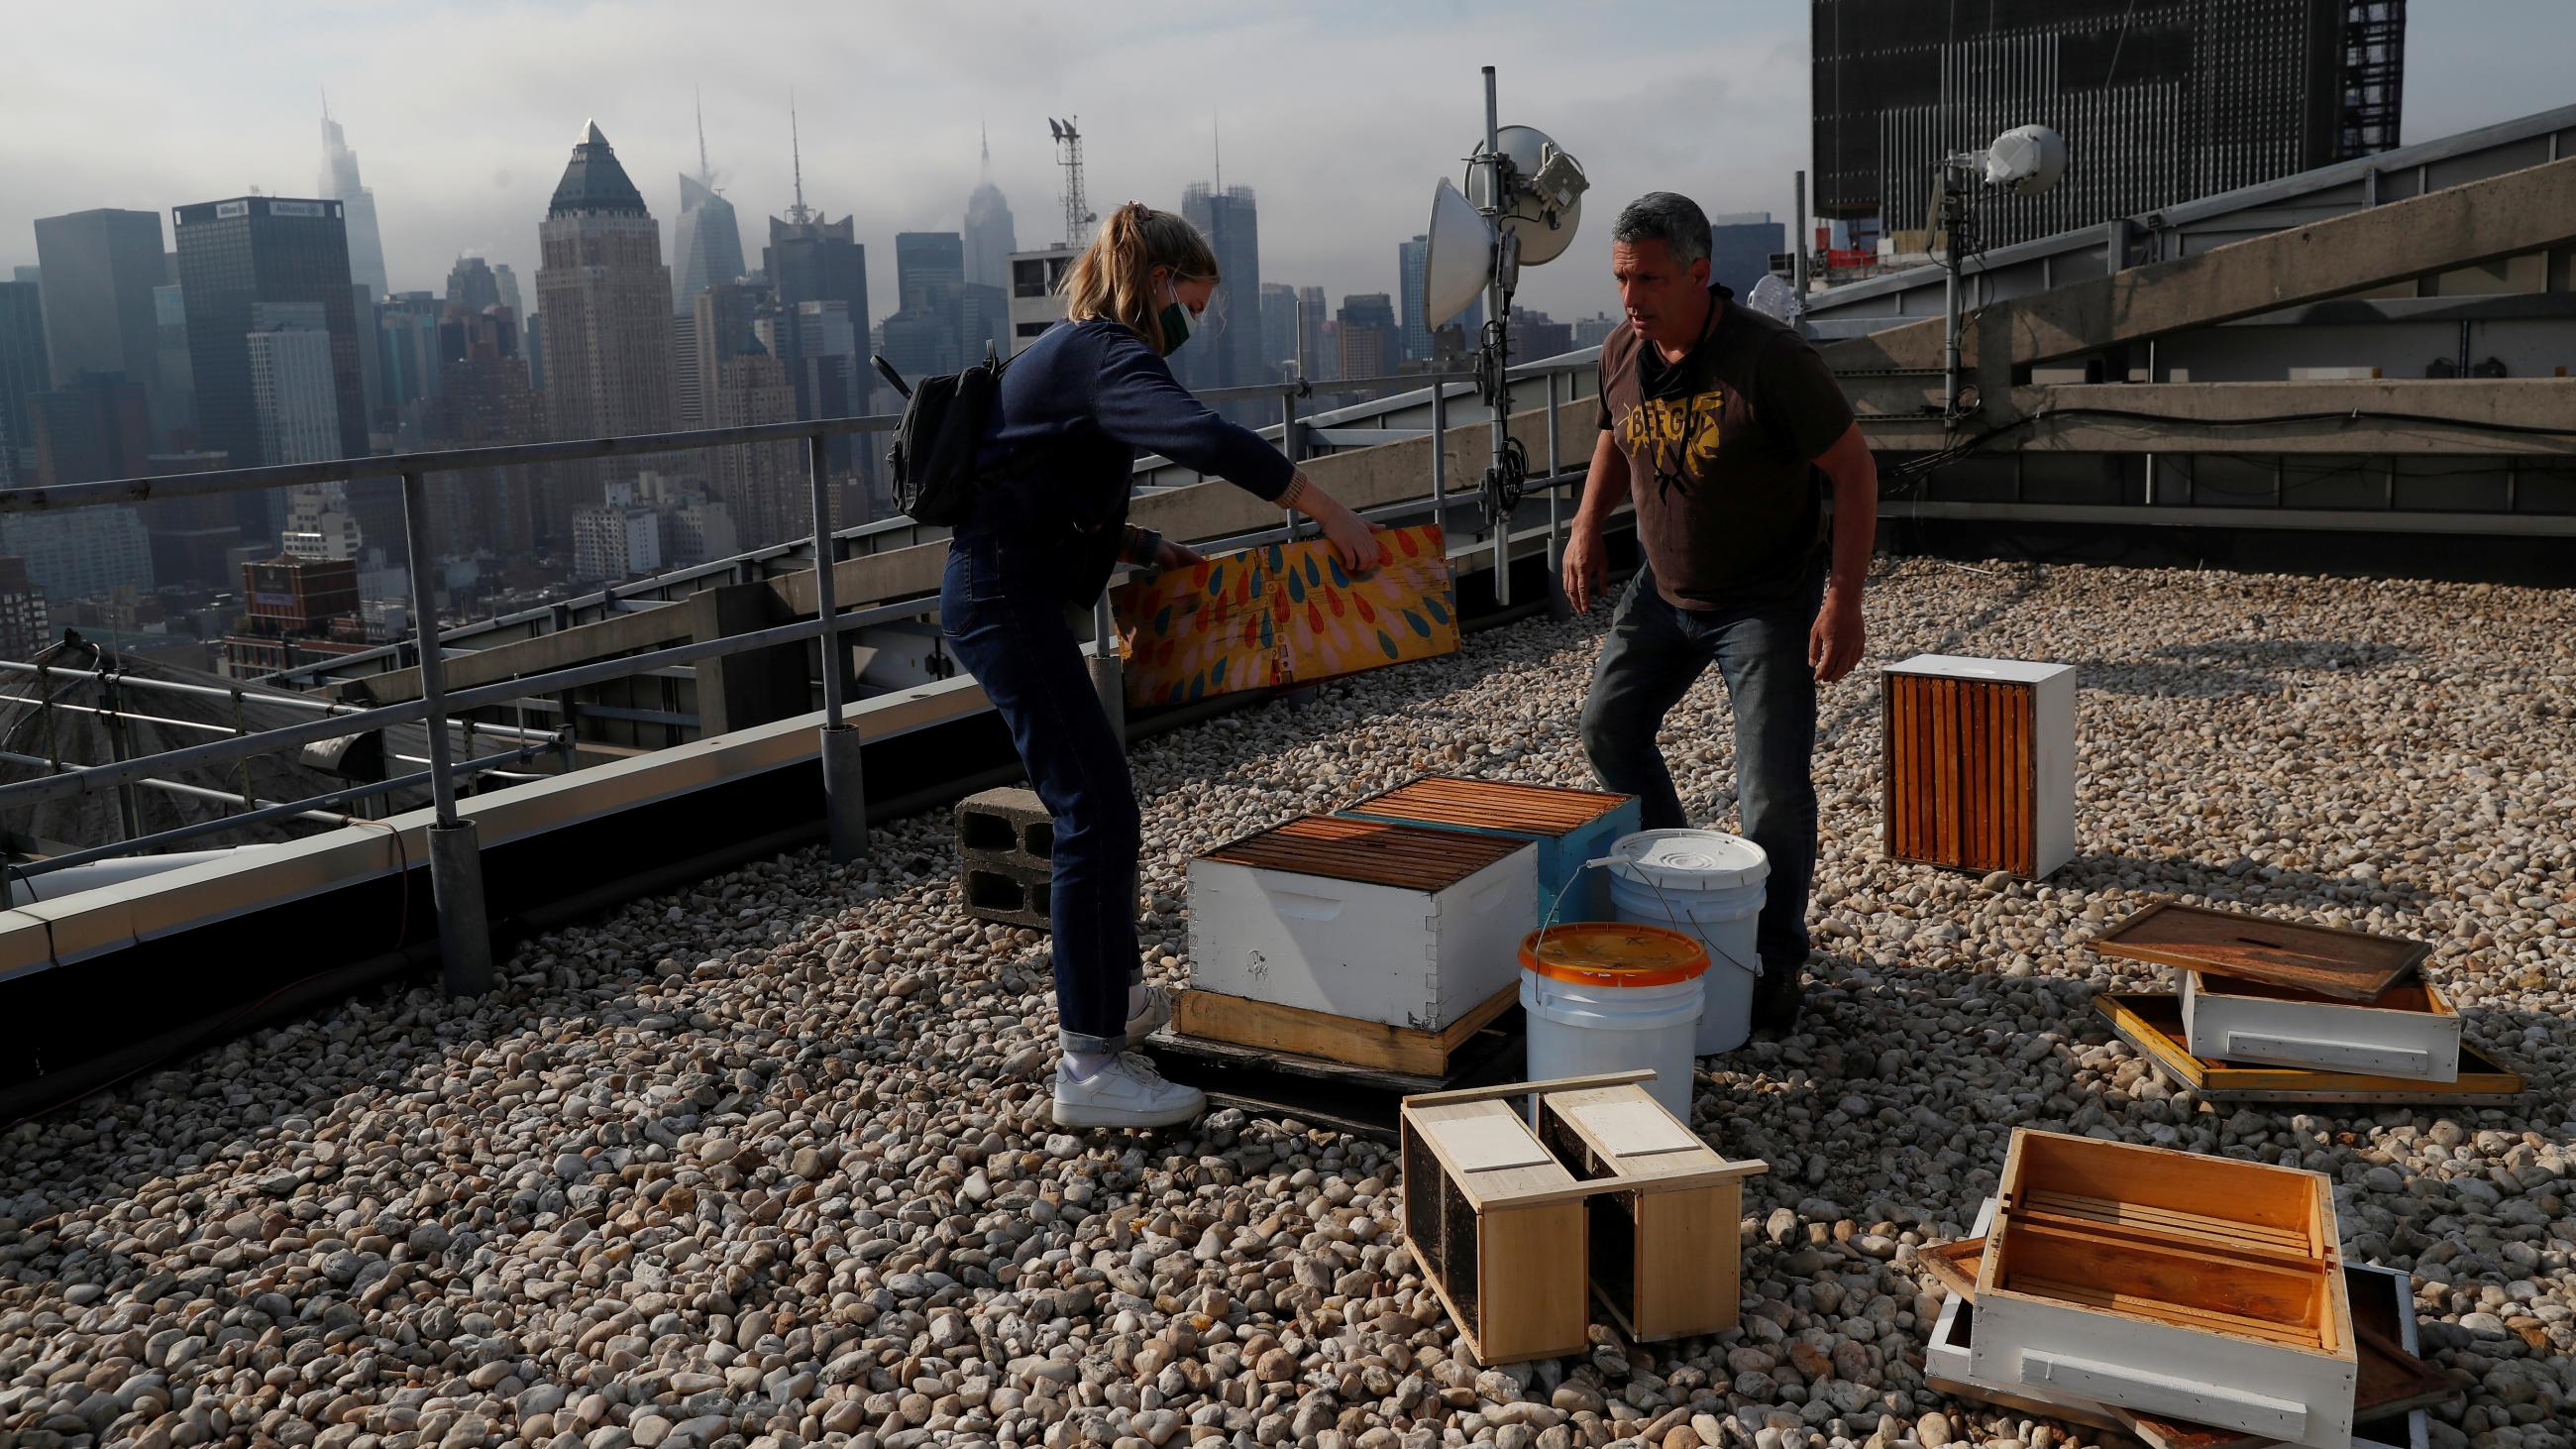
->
xmin=2091 ymin=901 xmax=2426 ymax=1001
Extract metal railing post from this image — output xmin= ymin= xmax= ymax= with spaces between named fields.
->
xmin=1279 ymin=388 xmax=1302 ymax=542
xmin=401 ymin=468 xmax=492 ymax=996
xmin=809 ymin=433 xmax=868 ymax=863
xmin=97 ymin=667 xmax=144 ymax=842
xmin=1545 ymin=368 xmax=1571 ymax=621
xmin=229 ymin=686 xmax=255 ymax=813
xmin=1430 ymin=386 xmax=1448 ymax=537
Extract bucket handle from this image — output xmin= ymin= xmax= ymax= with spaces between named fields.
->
xmin=1583 ymin=855 xmax=1765 ymax=980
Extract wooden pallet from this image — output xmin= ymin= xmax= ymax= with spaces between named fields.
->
xmin=1172 ymin=979 xmax=1520 ymax=1076
xmin=1141 ymin=1002 xmax=1525 ymax=1141
xmin=2095 ymin=993 xmax=2524 ymax=1105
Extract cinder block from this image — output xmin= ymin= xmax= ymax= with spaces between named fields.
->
xmin=957 ymin=787 xmax=1054 ymax=870
xmin=962 ymin=856 xmax=1052 ymax=931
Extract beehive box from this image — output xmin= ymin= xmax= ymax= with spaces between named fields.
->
xmin=1882 ymin=655 xmax=2075 ymax=878
xmin=1398 ymin=1079 xmax=1622 ymax=1364
xmin=1531 ymin=1075 xmax=1769 ymax=1340
xmin=1929 ymin=1198 xmax=2443 ymax=1449
xmin=1187 ymin=815 xmax=1536 ymax=1033
xmin=1969 ymin=1130 xmax=2356 ymax=1449
xmin=2093 ymin=993 xmax=2524 ymax=1106
xmin=1339 ymin=775 xmax=1642 ymax=922
xmin=2183 ymin=972 xmax=2463 ymax=1083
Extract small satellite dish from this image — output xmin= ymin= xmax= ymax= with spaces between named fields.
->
xmin=1466 ymin=124 xmax=1585 ymax=266
xmin=1984 ymin=124 xmax=2067 ymax=194
xmin=1423 ymin=177 xmax=1496 ymax=327
xmin=1743 ymin=274 xmax=1801 ymax=325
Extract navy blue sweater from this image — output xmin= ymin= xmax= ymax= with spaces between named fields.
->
xmin=963 ymin=320 xmax=1293 ymax=599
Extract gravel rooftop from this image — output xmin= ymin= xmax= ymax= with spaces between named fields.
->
xmin=2 ymin=557 xmax=2571 ymax=1449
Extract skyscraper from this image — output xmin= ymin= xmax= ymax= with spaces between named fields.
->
xmin=896 ymin=232 xmax=966 ymax=316
xmin=1178 ymin=183 xmax=1265 ymax=409
xmin=318 ymin=102 xmax=392 ymax=300
xmin=889 ymin=232 xmax=968 ymax=380
xmin=428 ymin=306 xmax=542 ymax=558
xmin=1709 ymin=213 xmax=1786 ymax=297
xmin=445 ymin=255 xmax=503 ymax=315
xmin=673 ymin=96 xmax=747 ymax=313
xmin=963 ymin=125 xmax=1019 ymax=294
xmin=1397 ymin=234 xmax=1482 ymax=363
xmin=1258 ymin=284 xmax=1297 ymax=376
xmin=32 ymin=210 xmax=165 ymax=397
xmin=710 ymin=343 xmax=800 ymax=551
xmin=0 ymin=281 xmax=49 ymax=478
xmin=492 ymin=265 xmax=524 ymax=322
xmin=1811 ymin=0 xmax=2396 ymax=251
xmin=535 ymin=121 xmax=676 ymax=546
xmin=171 ymin=195 xmax=369 ymax=491
xmin=1297 ymin=285 xmax=1329 ymax=383
xmin=247 ymin=318 xmax=343 ymax=467
xmin=1335 ymin=293 xmax=1397 ymax=384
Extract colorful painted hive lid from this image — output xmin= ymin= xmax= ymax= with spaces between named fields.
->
xmin=2090 ymin=900 xmax=2427 ymax=1001
xmin=1355 ymin=775 xmax=1634 ymax=835
xmin=1201 ymin=814 xmax=1527 ymax=892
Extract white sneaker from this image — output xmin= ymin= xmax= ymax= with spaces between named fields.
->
xmin=1123 ymin=984 xmax=1173 ymax=1043
xmin=1053 ymin=1052 xmax=1206 ymax=1129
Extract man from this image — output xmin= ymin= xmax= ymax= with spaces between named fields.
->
xmin=1563 ymin=192 xmax=1878 ymax=1034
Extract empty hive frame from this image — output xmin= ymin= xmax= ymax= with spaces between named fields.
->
xmin=1970 ymin=1130 xmax=2356 ymax=1449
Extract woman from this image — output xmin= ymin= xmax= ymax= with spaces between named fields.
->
xmin=945 ymin=202 xmax=1387 ymax=1129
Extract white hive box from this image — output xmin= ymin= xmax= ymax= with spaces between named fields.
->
xmin=1187 ymin=815 xmax=1537 ymax=1032
xmin=1968 ymin=1130 xmax=2356 ymax=1449
xmin=1883 ymin=654 xmax=2076 ymax=879
xmin=2184 ymin=972 xmax=2464 ymax=1083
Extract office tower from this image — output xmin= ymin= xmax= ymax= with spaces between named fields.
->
xmin=1506 ymin=306 xmax=1574 ymax=362
xmin=1258 ymin=284 xmax=1297 ymax=375
xmin=376 ymin=291 xmax=447 ymax=434
xmin=572 ymin=480 xmax=664 ymax=580
xmin=351 ymin=280 xmax=385 ymax=441
xmin=0 ymin=508 xmax=153 ymax=607
xmin=0 ymin=557 xmax=47 ymax=662
xmin=1335 ymin=294 xmax=1397 ymax=384
xmin=492 ymin=265 xmax=523 ymax=322
xmin=445 ymin=255 xmax=503 ymax=315
xmin=535 ymin=121 xmax=676 ymax=546
xmin=29 ymin=373 xmax=152 ymax=489
xmin=959 ymin=281 xmax=1008 ymax=363
xmin=171 ymin=195 xmax=369 ymax=486
xmin=9 ymin=268 xmax=36 ymax=286
xmin=709 ymin=343 xmax=800 ymax=550
xmin=785 ymin=298 xmax=861 ymax=471
xmin=247 ymin=317 xmax=344 ymax=468
xmin=0 ymin=281 xmax=48 ymax=476
xmin=138 ymin=452 xmax=240 ymax=591
xmin=1811 ymin=0 xmax=2400 ymax=251
xmin=524 ymin=312 xmax=545 ymax=391
xmin=1178 ymin=183 xmax=1264 ymax=407
xmin=896 ymin=231 xmax=965 ymax=315
xmin=964 ymin=125 xmax=1019 ymax=293
xmin=428 ymin=306 xmax=542 ymax=558
xmin=1397 ymin=234 xmax=1485 ymax=363
xmin=671 ymin=311 xmax=702 ymax=430
xmin=144 ymin=281 xmax=193 ymax=454
xmin=1708 ymin=212 xmax=1786 ymax=297
xmin=1296 ymin=285 xmax=1329 ymax=383
xmin=318 ymin=103 xmax=392 ymax=299
xmin=1571 ymin=313 xmax=1619 ymax=350
xmin=674 ymin=97 xmax=747 ymax=312
xmin=686 ymin=281 xmax=761 ymax=432
xmin=32 ymin=210 xmax=165 ymax=398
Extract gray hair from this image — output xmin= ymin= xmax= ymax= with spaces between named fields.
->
xmin=1611 ymin=192 xmax=1712 ymax=266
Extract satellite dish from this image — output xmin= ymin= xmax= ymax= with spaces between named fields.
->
xmin=1466 ymin=124 xmax=1584 ymax=266
xmin=1743 ymin=274 xmax=1801 ymax=325
xmin=1984 ymin=124 xmax=2067 ymax=194
xmin=1423 ymin=177 xmax=1495 ymax=328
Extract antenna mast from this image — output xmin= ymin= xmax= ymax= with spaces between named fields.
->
xmin=1049 ymin=116 xmax=1094 ymax=247
xmin=788 ymin=90 xmax=812 ymax=226
xmin=696 ymin=84 xmax=711 ymax=181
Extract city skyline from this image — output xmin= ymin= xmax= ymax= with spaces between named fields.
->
xmin=12 ymin=1 xmax=2563 ymax=332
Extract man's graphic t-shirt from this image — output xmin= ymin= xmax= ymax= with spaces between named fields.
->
xmin=1594 ymin=284 xmax=1855 ymax=612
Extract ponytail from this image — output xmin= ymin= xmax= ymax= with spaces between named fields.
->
xmin=1061 ymin=202 xmax=1222 ymax=352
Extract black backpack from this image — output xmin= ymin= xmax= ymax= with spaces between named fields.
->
xmin=875 ymin=346 xmax=1019 ymax=526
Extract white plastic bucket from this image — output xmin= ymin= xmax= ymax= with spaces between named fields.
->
xmin=1600 ymin=830 xmax=1771 ymax=1055
xmin=1518 ymin=925 xmax=1708 ymax=1122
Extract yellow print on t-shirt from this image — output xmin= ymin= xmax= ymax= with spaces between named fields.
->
xmin=1615 ymin=390 xmax=1727 ymax=498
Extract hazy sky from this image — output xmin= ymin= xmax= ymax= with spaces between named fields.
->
xmin=4 ymin=0 xmax=2570 ymax=326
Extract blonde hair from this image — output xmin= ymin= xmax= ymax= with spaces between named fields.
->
xmin=1061 ymin=202 xmax=1221 ymax=353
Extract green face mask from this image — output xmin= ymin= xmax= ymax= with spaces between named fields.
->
xmin=1158 ymin=280 xmax=1202 ymax=357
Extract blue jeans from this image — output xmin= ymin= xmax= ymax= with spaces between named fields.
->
xmin=942 ymin=530 xmax=1142 ymax=1056
xmin=1577 ymin=560 xmax=1824 ymax=975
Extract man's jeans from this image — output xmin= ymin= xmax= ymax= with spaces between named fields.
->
xmin=1577 ymin=560 xmax=1824 ymax=976
xmin=942 ymin=530 xmax=1142 ymax=1056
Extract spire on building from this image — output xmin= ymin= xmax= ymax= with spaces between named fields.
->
xmin=550 ymin=121 xmax=650 ymax=219
xmin=787 ymin=92 xmax=812 ymax=227
xmin=697 ymin=86 xmax=711 ymax=183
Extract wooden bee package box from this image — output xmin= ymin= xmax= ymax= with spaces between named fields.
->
xmin=1187 ymin=815 xmax=1536 ymax=1034
xmin=1528 ymin=1076 xmax=1769 ymax=1341
xmin=1969 ymin=1130 xmax=2356 ymax=1449
xmin=1398 ymin=1080 xmax=1622 ymax=1365
xmin=1882 ymin=654 xmax=2076 ymax=879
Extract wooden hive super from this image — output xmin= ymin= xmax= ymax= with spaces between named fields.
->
xmin=1883 ymin=654 xmax=2076 ymax=878
xmin=1531 ymin=1073 xmax=1769 ymax=1340
xmin=1339 ymin=775 xmax=1642 ymax=921
xmin=1398 ymin=1078 xmax=1624 ymax=1365
xmin=1969 ymin=1130 xmax=2356 ymax=1449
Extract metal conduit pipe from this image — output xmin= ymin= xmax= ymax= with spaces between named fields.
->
xmin=0 ymin=661 xmax=558 ymax=741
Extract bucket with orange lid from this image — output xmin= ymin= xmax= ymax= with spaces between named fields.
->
xmin=1518 ymin=922 xmax=1709 ymax=1120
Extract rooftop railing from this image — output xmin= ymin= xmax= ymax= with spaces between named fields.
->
xmin=0 ymin=356 xmax=1606 ymax=994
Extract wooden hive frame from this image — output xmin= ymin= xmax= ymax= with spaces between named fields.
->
xmin=1971 ymin=1131 xmax=2357 ymax=1449
xmin=1881 ymin=656 xmax=2073 ymax=879
xmin=1398 ymin=1075 xmax=1631 ymax=1365
xmin=1531 ymin=1074 xmax=1770 ymax=1340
